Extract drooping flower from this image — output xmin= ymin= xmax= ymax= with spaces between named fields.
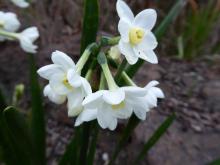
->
xmin=0 ymin=11 xmax=20 ymax=32
xmin=10 ymin=0 xmax=29 ymax=8
xmin=131 ymin=81 xmax=164 ymax=120
xmin=15 ymin=27 xmax=39 ymax=53
xmin=0 ymin=11 xmax=20 ymax=41
xmin=116 ymin=0 xmax=158 ymax=64
xmin=37 ymin=50 xmax=92 ymax=116
xmin=75 ymin=86 xmax=147 ymax=130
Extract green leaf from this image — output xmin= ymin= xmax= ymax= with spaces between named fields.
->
xmin=109 ymin=115 xmax=140 ymax=165
xmin=126 ymin=0 xmax=186 ymax=78
xmin=87 ymin=122 xmax=99 ymax=165
xmin=0 ymin=108 xmax=19 ymax=165
xmin=80 ymin=0 xmax=99 ymax=76
xmin=134 ymin=113 xmax=175 ymax=164
xmin=209 ymin=159 xmax=220 ymax=165
xmin=0 ymin=107 xmax=33 ymax=165
xmin=59 ymin=127 xmax=82 ymax=165
xmin=3 ymin=106 xmax=34 ymax=164
xmin=29 ymin=55 xmax=46 ymax=165
xmin=0 ymin=87 xmax=7 ymax=110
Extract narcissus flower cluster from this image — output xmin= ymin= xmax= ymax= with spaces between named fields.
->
xmin=0 ymin=5 xmax=39 ymax=53
xmin=38 ymin=0 xmax=164 ymax=130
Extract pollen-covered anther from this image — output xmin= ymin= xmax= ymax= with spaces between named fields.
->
xmin=129 ymin=28 xmax=145 ymax=45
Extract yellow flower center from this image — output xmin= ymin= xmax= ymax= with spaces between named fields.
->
xmin=111 ymin=101 xmax=125 ymax=110
xmin=129 ymin=28 xmax=145 ymax=45
xmin=62 ymin=76 xmax=73 ymax=89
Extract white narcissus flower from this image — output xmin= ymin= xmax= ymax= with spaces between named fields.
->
xmin=10 ymin=0 xmax=29 ymax=8
xmin=0 ymin=11 xmax=20 ymax=32
xmin=75 ymin=86 xmax=147 ymax=130
xmin=76 ymin=81 xmax=164 ymax=130
xmin=116 ymin=0 xmax=158 ymax=64
xmin=0 ymin=11 xmax=20 ymax=41
xmin=16 ymin=27 xmax=39 ymax=53
xmin=131 ymin=81 xmax=164 ymax=120
xmin=37 ymin=50 xmax=92 ymax=116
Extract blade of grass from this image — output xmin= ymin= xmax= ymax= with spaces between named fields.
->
xmin=126 ymin=0 xmax=186 ymax=78
xmin=29 ymin=54 xmax=46 ymax=165
xmin=133 ymin=113 xmax=175 ymax=164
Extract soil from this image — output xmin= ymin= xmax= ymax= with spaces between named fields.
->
xmin=0 ymin=0 xmax=220 ymax=165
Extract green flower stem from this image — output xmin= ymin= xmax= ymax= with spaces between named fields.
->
xmin=0 ymin=29 xmax=17 ymax=40
xmin=114 ymin=58 xmax=128 ymax=83
xmin=121 ymin=72 xmax=136 ymax=86
xmin=99 ymin=72 xmax=106 ymax=90
xmin=100 ymin=36 xmax=120 ymax=46
xmin=76 ymin=43 xmax=98 ymax=74
xmin=98 ymin=52 xmax=118 ymax=90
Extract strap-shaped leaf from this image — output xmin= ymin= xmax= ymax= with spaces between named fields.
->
xmin=0 ymin=87 xmax=7 ymax=110
xmin=29 ymin=55 xmax=46 ymax=165
xmin=109 ymin=115 xmax=140 ymax=165
xmin=59 ymin=127 xmax=82 ymax=165
xmin=80 ymin=0 xmax=99 ymax=76
xmin=86 ymin=122 xmax=99 ymax=165
xmin=126 ymin=0 xmax=186 ymax=78
xmin=0 ymin=107 xmax=33 ymax=165
xmin=134 ymin=114 xmax=175 ymax=164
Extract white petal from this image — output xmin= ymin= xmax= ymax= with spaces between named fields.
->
xmin=134 ymin=48 xmax=158 ymax=64
xmin=75 ymin=109 xmax=98 ymax=126
xmin=20 ymin=27 xmax=39 ymax=42
xmin=2 ymin=12 xmax=20 ymax=32
xmin=133 ymin=108 xmax=147 ymax=120
xmin=109 ymin=118 xmax=118 ymax=131
xmin=132 ymin=98 xmax=149 ymax=120
xmin=133 ymin=9 xmax=157 ymax=30
xmin=81 ymin=78 xmax=92 ymax=95
xmin=43 ymin=85 xmax=66 ymax=104
xmin=83 ymin=90 xmax=104 ymax=106
xmin=145 ymin=80 xmax=159 ymax=89
xmin=51 ymin=50 xmax=75 ymax=70
xmin=10 ymin=0 xmax=29 ymax=8
xmin=37 ymin=64 xmax=64 ymax=80
xmin=49 ymin=73 xmax=71 ymax=95
xmin=67 ymin=69 xmax=82 ymax=88
xmin=103 ymin=89 xmax=125 ymax=105
xmin=119 ymin=40 xmax=138 ymax=64
xmin=138 ymin=31 xmax=158 ymax=50
xmin=122 ymin=86 xmax=146 ymax=97
xmin=18 ymin=27 xmax=39 ymax=53
xmin=113 ymin=102 xmax=133 ymax=119
xmin=151 ymin=87 xmax=165 ymax=98
xmin=97 ymin=107 xmax=116 ymax=130
xmin=145 ymin=92 xmax=157 ymax=107
xmin=118 ymin=19 xmax=131 ymax=42
xmin=116 ymin=0 xmax=134 ymax=22
xmin=67 ymin=89 xmax=84 ymax=117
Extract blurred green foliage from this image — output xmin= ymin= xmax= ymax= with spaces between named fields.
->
xmin=177 ymin=0 xmax=220 ymax=59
